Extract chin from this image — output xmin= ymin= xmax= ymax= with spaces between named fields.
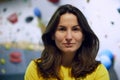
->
xmin=63 ymin=50 xmax=76 ymax=54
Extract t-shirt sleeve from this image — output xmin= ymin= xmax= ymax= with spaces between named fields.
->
xmin=24 ymin=60 xmax=40 ymax=80
xmin=94 ymin=64 xmax=110 ymax=80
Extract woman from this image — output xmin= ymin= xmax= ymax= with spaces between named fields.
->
xmin=24 ymin=4 xmax=110 ymax=80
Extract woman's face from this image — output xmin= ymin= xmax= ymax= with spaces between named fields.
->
xmin=53 ymin=13 xmax=84 ymax=54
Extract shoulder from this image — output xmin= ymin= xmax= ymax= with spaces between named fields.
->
xmin=25 ymin=60 xmax=37 ymax=74
xmin=24 ymin=60 xmax=41 ymax=80
xmin=96 ymin=64 xmax=108 ymax=73
xmin=25 ymin=59 xmax=42 ymax=73
xmin=28 ymin=60 xmax=37 ymax=68
xmin=94 ymin=64 xmax=110 ymax=80
xmin=85 ymin=64 xmax=110 ymax=80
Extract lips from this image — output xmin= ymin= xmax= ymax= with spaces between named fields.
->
xmin=63 ymin=43 xmax=74 ymax=47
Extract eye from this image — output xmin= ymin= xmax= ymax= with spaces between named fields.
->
xmin=57 ymin=26 xmax=66 ymax=31
xmin=72 ymin=26 xmax=81 ymax=31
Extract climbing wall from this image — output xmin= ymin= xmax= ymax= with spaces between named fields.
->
xmin=0 ymin=0 xmax=120 ymax=80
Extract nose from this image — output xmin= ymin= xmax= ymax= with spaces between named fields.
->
xmin=65 ymin=30 xmax=72 ymax=41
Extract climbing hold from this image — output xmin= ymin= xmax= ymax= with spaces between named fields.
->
xmin=99 ymin=49 xmax=114 ymax=70
xmin=0 ymin=58 xmax=6 ymax=64
xmin=7 ymin=13 xmax=18 ymax=24
xmin=34 ymin=7 xmax=42 ymax=18
xmin=48 ymin=0 xmax=59 ymax=4
xmin=1 ymin=68 xmax=6 ymax=74
xmin=25 ymin=16 xmax=34 ymax=23
xmin=9 ymin=52 xmax=22 ymax=63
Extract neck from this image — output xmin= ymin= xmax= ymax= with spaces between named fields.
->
xmin=61 ymin=52 xmax=75 ymax=67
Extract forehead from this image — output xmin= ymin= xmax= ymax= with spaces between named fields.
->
xmin=58 ymin=13 xmax=78 ymax=25
xmin=60 ymin=13 xmax=77 ymax=20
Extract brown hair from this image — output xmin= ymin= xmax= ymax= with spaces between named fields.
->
xmin=35 ymin=4 xmax=100 ymax=80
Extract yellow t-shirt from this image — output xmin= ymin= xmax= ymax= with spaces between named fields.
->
xmin=24 ymin=61 xmax=110 ymax=80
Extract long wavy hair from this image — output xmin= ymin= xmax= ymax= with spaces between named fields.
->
xmin=35 ymin=4 xmax=100 ymax=80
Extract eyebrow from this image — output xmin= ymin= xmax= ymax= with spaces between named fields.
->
xmin=72 ymin=25 xmax=80 ymax=27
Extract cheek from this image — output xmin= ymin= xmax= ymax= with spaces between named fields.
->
xmin=54 ymin=33 xmax=64 ymax=49
xmin=75 ymin=34 xmax=84 ymax=49
xmin=54 ymin=33 xmax=64 ymax=42
xmin=75 ymin=33 xmax=84 ymax=41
